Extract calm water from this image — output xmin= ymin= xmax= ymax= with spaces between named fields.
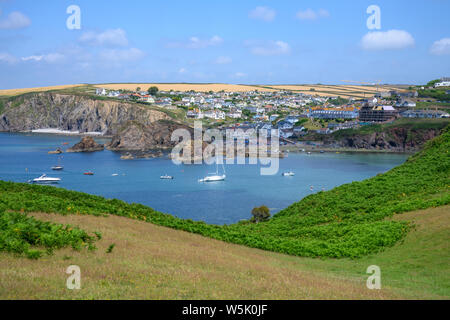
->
xmin=0 ymin=133 xmax=408 ymax=224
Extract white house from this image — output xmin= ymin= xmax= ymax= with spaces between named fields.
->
xmin=96 ymin=88 xmax=107 ymax=96
xmin=435 ymin=81 xmax=450 ymax=88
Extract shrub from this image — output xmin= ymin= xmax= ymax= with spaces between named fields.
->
xmin=251 ymin=206 xmax=271 ymax=223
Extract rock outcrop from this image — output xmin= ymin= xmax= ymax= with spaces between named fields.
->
xmin=106 ymin=120 xmax=194 ymax=151
xmin=0 ymin=93 xmax=171 ymax=135
xmin=328 ymin=127 xmax=443 ymax=151
xmin=67 ymin=136 xmax=104 ymax=153
xmin=299 ymin=124 xmax=447 ymax=152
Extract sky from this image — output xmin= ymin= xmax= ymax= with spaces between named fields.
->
xmin=0 ymin=0 xmax=449 ymax=89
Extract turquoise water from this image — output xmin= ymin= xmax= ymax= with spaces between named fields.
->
xmin=0 ymin=133 xmax=408 ymax=224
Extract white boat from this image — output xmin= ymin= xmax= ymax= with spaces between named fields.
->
xmin=51 ymin=156 xmax=64 ymax=170
xmin=160 ymin=174 xmax=174 ymax=180
xmin=31 ymin=174 xmax=61 ymax=184
xmin=282 ymin=171 xmax=295 ymax=176
xmin=199 ymin=158 xmax=226 ymax=182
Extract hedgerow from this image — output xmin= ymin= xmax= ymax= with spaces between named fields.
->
xmin=0 ymin=126 xmax=448 ymax=258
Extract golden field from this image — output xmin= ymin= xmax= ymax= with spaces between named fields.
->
xmin=0 ymin=84 xmax=82 ymax=96
xmin=97 ymin=83 xmax=277 ymax=92
xmin=0 ymin=83 xmax=408 ymax=98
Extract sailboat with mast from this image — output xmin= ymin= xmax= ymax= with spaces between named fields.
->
xmin=51 ymin=156 xmax=64 ymax=171
xmin=199 ymin=157 xmax=226 ymax=182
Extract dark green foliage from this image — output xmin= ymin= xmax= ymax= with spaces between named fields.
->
xmin=0 ymin=126 xmax=448 ymax=258
xmin=148 ymin=86 xmax=159 ymax=96
xmin=106 ymin=243 xmax=115 ymax=253
xmin=0 ymin=210 xmax=97 ymax=259
xmin=418 ymin=89 xmax=450 ymax=101
xmin=251 ymin=206 xmax=271 ymax=223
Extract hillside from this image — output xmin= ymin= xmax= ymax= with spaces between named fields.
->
xmin=301 ymin=119 xmax=450 ymax=152
xmin=0 ymin=126 xmax=448 ymax=299
xmin=0 ymin=205 xmax=447 ymax=299
xmin=0 ymin=92 xmax=172 ymax=135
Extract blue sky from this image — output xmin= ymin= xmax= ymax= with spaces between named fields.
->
xmin=0 ymin=0 xmax=449 ymax=88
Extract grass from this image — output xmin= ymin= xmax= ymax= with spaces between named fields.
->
xmin=0 ymin=205 xmax=447 ymax=299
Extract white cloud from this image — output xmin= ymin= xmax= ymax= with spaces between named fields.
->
xmin=249 ymin=6 xmax=276 ymax=22
xmin=167 ymin=35 xmax=223 ymax=49
xmin=361 ymin=30 xmax=415 ymax=51
xmin=214 ymin=56 xmax=232 ymax=64
xmin=0 ymin=11 xmax=31 ymax=29
xmin=99 ymin=48 xmax=144 ymax=62
xmin=21 ymin=53 xmax=65 ymax=63
xmin=234 ymin=72 xmax=247 ymax=78
xmin=430 ymin=38 xmax=450 ymax=55
xmin=296 ymin=8 xmax=329 ymax=21
xmin=0 ymin=52 xmax=18 ymax=64
xmin=248 ymin=40 xmax=291 ymax=56
xmin=79 ymin=29 xmax=129 ymax=47
xmin=178 ymin=68 xmax=187 ymax=74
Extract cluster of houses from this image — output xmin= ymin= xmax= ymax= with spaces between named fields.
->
xmin=95 ymin=85 xmax=449 ymax=139
xmin=434 ymin=77 xmax=450 ymax=88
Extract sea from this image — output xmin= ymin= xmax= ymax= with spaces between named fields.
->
xmin=0 ymin=132 xmax=409 ymax=225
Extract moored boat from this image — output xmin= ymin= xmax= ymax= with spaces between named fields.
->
xmin=31 ymin=174 xmax=61 ymax=184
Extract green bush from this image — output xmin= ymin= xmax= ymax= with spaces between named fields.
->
xmin=0 ymin=210 xmax=97 ymax=259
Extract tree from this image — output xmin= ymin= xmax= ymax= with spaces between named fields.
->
xmin=148 ymin=86 xmax=159 ymax=96
xmin=136 ymin=87 xmax=141 ymax=92
xmin=250 ymin=206 xmax=271 ymax=223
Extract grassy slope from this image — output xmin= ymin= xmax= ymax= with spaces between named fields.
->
xmin=0 ymin=205 xmax=447 ymax=299
xmin=0 ymin=126 xmax=449 ymax=260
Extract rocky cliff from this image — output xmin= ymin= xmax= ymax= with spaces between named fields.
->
xmin=0 ymin=93 xmax=171 ymax=135
xmin=310 ymin=125 xmax=447 ymax=152
xmin=106 ymin=119 xmax=194 ymax=151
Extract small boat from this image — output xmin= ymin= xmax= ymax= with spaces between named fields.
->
xmin=62 ymin=142 xmax=69 ymax=145
xmin=31 ymin=174 xmax=61 ymax=184
xmin=199 ymin=158 xmax=226 ymax=182
xmin=51 ymin=156 xmax=64 ymax=170
xmin=84 ymin=171 xmax=94 ymax=176
xmin=160 ymin=175 xmax=174 ymax=180
xmin=112 ymin=173 xmax=119 ymax=176
xmin=320 ymin=150 xmax=325 ymax=153
xmin=282 ymin=171 xmax=295 ymax=176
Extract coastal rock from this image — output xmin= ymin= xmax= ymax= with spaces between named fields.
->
xmin=0 ymin=93 xmax=170 ymax=135
xmin=120 ymin=152 xmax=134 ymax=160
xmin=48 ymin=148 xmax=63 ymax=154
xmin=106 ymin=119 xmax=194 ymax=151
xmin=300 ymin=125 xmax=446 ymax=152
xmin=67 ymin=136 xmax=104 ymax=153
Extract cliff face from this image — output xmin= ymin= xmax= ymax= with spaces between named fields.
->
xmin=0 ymin=93 xmax=170 ymax=135
xmin=106 ymin=120 xmax=194 ymax=151
xmin=322 ymin=127 xmax=444 ymax=151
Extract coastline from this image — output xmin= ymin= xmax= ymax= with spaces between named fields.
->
xmin=280 ymin=144 xmax=416 ymax=154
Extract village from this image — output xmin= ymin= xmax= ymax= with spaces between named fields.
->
xmin=95 ymin=78 xmax=450 ymax=141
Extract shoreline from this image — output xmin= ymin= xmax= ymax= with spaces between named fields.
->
xmin=280 ymin=144 xmax=416 ymax=154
